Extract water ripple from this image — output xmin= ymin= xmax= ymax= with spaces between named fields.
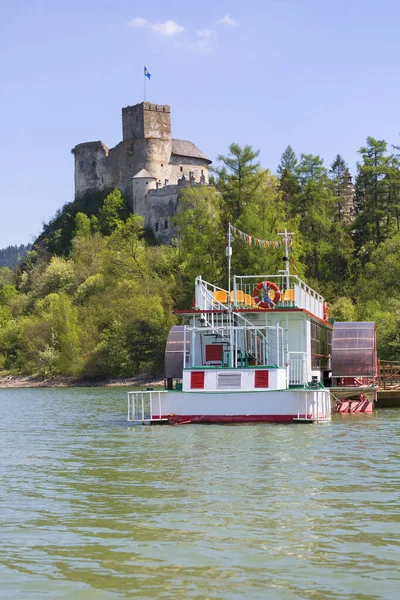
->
xmin=0 ymin=389 xmax=399 ymax=599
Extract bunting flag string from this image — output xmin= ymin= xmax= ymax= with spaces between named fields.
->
xmin=229 ymin=224 xmax=284 ymax=249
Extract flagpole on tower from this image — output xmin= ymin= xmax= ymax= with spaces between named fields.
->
xmin=143 ymin=66 xmax=151 ymax=102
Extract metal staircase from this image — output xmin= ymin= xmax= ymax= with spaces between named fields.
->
xmin=197 ymin=279 xmax=281 ymax=367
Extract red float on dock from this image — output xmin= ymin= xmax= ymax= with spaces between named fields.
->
xmin=334 ymin=394 xmax=373 ymax=414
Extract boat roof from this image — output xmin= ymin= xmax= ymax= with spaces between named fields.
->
xmin=174 ymin=307 xmax=332 ymax=327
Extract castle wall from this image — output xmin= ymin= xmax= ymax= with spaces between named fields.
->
xmin=146 ymin=186 xmax=180 ymax=243
xmin=122 ymin=102 xmax=171 ymax=141
xmin=73 ymin=137 xmax=208 ymax=205
xmin=168 ymin=156 xmax=208 ymax=187
xmin=144 ymin=182 xmax=212 ymax=243
xmin=73 ymin=101 xmax=211 ymax=242
xmin=133 ymin=177 xmax=157 ymax=217
xmin=72 ymin=142 xmax=113 ymax=198
xmin=122 ymin=105 xmax=145 ymax=140
xmin=106 ymin=138 xmax=172 ymax=204
xmin=143 ymin=104 xmax=171 ymax=139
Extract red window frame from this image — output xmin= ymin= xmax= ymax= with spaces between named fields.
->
xmin=255 ymin=370 xmax=269 ymax=388
xmin=191 ymin=371 xmax=205 ymax=389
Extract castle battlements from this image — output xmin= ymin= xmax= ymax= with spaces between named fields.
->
xmin=72 ymin=101 xmax=211 ymax=241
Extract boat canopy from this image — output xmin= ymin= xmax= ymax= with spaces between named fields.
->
xmin=331 ymin=322 xmax=377 ymax=378
xmin=164 ymin=326 xmax=189 ymax=379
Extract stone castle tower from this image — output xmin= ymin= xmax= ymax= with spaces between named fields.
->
xmin=72 ymin=102 xmax=211 ymax=241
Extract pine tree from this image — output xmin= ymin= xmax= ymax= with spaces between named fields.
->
xmin=213 ymin=143 xmax=263 ymax=222
xmin=277 ymin=145 xmax=297 ymax=176
xmin=329 ymin=155 xmax=354 ymax=222
xmin=277 ymin=146 xmax=299 ymax=218
xmin=354 ymin=138 xmax=390 ymax=248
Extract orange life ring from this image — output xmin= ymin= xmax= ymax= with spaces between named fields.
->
xmin=253 ymin=281 xmax=281 ymax=309
xmin=323 ymin=301 xmax=329 ymax=322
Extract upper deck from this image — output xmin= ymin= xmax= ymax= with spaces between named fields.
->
xmin=189 ymin=274 xmax=327 ymax=322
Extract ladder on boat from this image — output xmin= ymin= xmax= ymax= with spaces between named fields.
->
xmin=127 ymin=391 xmax=169 ymax=424
xmin=198 ymin=282 xmax=272 ymax=366
xmin=292 ymin=389 xmax=331 ymax=422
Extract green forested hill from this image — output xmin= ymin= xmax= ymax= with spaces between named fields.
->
xmin=0 ymin=244 xmax=31 ymax=269
xmin=1 ymin=137 xmax=400 ymax=379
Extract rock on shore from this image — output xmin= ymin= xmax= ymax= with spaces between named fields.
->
xmin=0 ymin=374 xmax=164 ymax=389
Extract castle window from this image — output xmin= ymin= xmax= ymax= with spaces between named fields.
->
xmin=146 ymin=181 xmax=148 ymax=185
xmin=161 ymin=163 xmax=163 ymax=167
xmin=79 ymin=160 xmax=84 ymax=170
xmin=155 ymin=223 xmax=159 ymax=232
xmin=164 ymin=219 xmax=168 ymax=229
xmin=136 ymin=181 xmax=138 ymax=185
xmin=136 ymin=116 xmax=139 ymax=122
xmin=180 ymin=167 xmax=183 ymax=172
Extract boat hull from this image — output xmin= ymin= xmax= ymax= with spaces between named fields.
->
xmin=145 ymin=388 xmax=332 ymax=424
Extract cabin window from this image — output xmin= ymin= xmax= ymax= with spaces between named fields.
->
xmin=255 ymin=370 xmax=269 ymax=388
xmin=205 ymin=345 xmax=223 ymax=363
xmin=191 ymin=371 xmax=205 ymax=389
xmin=217 ymin=373 xmax=241 ymax=389
xmin=311 ymin=323 xmax=331 ymax=370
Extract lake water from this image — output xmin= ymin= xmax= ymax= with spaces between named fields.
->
xmin=0 ymin=388 xmax=399 ymax=599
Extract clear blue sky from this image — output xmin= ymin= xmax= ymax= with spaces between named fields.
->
xmin=1 ymin=0 xmax=400 ymax=247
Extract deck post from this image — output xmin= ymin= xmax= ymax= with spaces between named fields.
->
xmin=276 ymin=323 xmax=280 ymax=367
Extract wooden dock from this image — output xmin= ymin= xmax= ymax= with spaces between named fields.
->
xmin=376 ymin=360 xmax=400 ymax=407
xmin=376 ymin=390 xmax=400 ymax=407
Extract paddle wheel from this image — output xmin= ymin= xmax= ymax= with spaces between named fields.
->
xmin=331 ymin=322 xmax=377 ymax=414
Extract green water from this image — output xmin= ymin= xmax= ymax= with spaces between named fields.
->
xmin=0 ymin=388 xmax=399 ymax=599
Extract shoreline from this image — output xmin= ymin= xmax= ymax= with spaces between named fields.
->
xmin=0 ymin=374 xmax=165 ymax=389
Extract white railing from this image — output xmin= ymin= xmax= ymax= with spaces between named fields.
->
xmin=194 ymin=277 xmax=229 ymax=311
xmin=127 ymin=391 xmax=168 ymax=423
xmin=187 ymin=279 xmax=285 ymax=368
xmin=288 ymin=352 xmax=308 ymax=386
xmin=232 ymin=274 xmax=325 ymax=319
xmin=294 ymin=389 xmax=331 ymax=422
xmin=183 ymin=322 xmax=284 ymax=369
xmin=195 ymin=278 xmax=272 ymax=366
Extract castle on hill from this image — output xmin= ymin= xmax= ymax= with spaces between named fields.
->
xmin=72 ymin=101 xmax=211 ymax=241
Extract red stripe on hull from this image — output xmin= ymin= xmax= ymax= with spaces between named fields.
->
xmin=153 ymin=414 xmax=313 ymax=424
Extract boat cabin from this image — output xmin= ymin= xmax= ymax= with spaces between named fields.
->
xmin=168 ymin=274 xmax=332 ymax=393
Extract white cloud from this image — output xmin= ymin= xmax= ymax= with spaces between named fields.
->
xmin=196 ymin=28 xmax=213 ymax=38
xmin=128 ymin=17 xmax=184 ymax=37
xmin=177 ymin=29 xmax=217 ymax=53
xmin=150 ymin=20 xmax=184 ymax=36
xmin=128 ymin=17 xmax=148 ymax=28
xmin=218 ymin=14 xmax=239 ymax=26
